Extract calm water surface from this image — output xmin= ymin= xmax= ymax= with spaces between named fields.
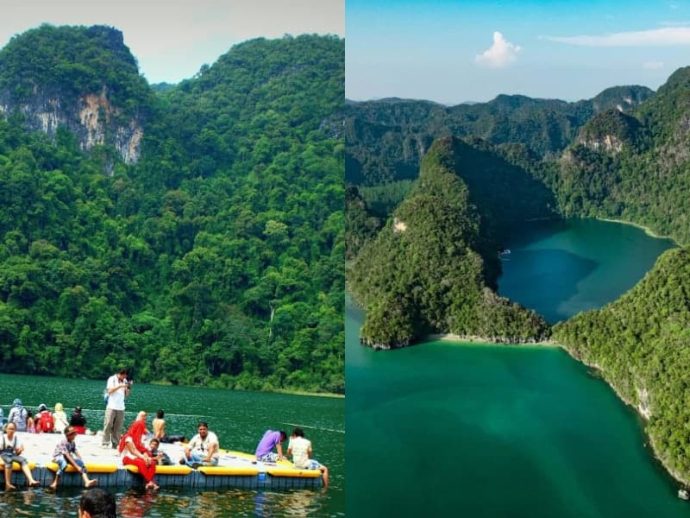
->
xmin=0 ymin=375 xmax=344 ymax=517
xmin=347 ymin=219 xmax=686 ymax=517
xmin=498 ymin=218 xmax=675 ymax=322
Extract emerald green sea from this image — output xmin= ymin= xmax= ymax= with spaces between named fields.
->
xmin=347 ymin=219 xmax=687 ymax=517
xmin=0 ymin=376 xmax=344 ymax=517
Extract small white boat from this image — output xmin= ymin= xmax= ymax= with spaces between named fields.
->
xmin=679 ymin=488 xmax=689 ymax=501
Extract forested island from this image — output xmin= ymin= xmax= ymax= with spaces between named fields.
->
xmin=0 ymin=25 xmax=344 ymax=394
xmin=346 ymin=68 xmax=690 ymax=482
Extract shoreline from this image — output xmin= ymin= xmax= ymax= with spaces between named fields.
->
xmin=595 ymin=217 xmax=675 ymax=242
xmin=560 ymin=347 xmax=690 ymax=488
xmin=425 ymin=333 xmax=558 ymax=348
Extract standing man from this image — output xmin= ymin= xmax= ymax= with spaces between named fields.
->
xmin=101 ymin=369 xmax=130 ymax=448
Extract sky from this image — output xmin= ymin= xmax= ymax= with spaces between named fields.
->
xmin=0 ymin=0 xmax=343 ymax=84
xmin=347 ymin=0 xmax=690 ymax=104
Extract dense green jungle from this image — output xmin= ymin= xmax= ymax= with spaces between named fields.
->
xmin=346 ymin=67 xmax=690 ymax=482
xmin=0 ymin=25 xmax=344 ymax=394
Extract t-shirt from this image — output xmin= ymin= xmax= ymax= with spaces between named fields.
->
xmin=288 ymin=436 xmax=312 ymax=469
xmin=53 ymin=438 xmax=77 ymax=458
xmin=106 ymin=374 xmax=127 ymax=411
xmin=188 ymin=431 xmax=219 ymax=460
xmin=255 ymin=430 xmax=282 ymax=458
xmin=1 ymin=434 xmax=20 ymax=455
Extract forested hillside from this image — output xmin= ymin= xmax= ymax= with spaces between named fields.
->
xmin=0 ymin=26 xmax=344 ymax=393
xmin=349 ymin=138 xmax=548 ymax=347
xmin=554 ymin=248 xmax=690 ymax=482
xmin=345 ymin=85 xmax=652 ymax=185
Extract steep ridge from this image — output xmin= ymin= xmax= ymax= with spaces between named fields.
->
xmin=349 ymin=137 xmax=548 ymax=348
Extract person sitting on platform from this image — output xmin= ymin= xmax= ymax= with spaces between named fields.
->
xmin=152 ymin=409 xmax=166 ymax=440
xmin=53 ymin=403 xmax=69 ymax=433
xmin=49 ymin=425 xmax=98 ymax=490
xmin=70 ymin=406 xmax=87 ymax=434
xmin=255 ymin=429 xmax=287 ymax=463
xmin=180 ymin=422 xmax=219 ymax=466
xmin=78 ymin=487 xmax=116 ymax=518
xmin=0 ymin=422 xmax=40 ymax=490
xmin=7 ymin=399 xmax=28 ymax=432
xmin=35 ymin=403 xmax=55 ymax=433
xmin=25 ymin=410 xmax=36 ymax=433
xmin=148 ymin=438 xmax=172 ymax=465
xmin=118 ymin=411 xmax=159 ymax=491
xmin=287 ymin=427 xmax=330 ymax=489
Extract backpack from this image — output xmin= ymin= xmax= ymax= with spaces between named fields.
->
xmin=38 ymin=411 xmax=54 ymax=433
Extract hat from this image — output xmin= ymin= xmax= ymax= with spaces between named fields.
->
xmin=12 ymin=398 xmax=22 ymax=407
xmin=38 ymin=403 xmax=47 ymax=412
xmin=75 ymin=406 xmax=82 ymax=412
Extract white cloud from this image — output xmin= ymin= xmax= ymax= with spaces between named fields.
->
xmin=643 ymin=61 xmax=665 ymax=70
xmin=475 ymin=32 xmax=521 ymax=68
xmin=544 ymin=27 xmax=690 ymax=46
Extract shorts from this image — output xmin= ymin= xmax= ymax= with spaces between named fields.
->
xmin=296 ymin=459 xmax=322 ymax=470
xmin=1 ymin=453 xmax=27 ymax=468
xmin=306 ymin=459 xmax=322 ymax=470
xmin=258 ymin=453 xmax=279 ymax=463
xmin=54 ymin=455 xmax=86 ymax=475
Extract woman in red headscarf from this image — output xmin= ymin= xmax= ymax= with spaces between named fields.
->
xmin=118 ymin=411 xmax=159 ymax=490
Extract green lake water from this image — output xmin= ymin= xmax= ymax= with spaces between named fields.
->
xmin=347 ymin=219 xmax=687 ymax=517
xmin=0 ymin=374 xmax=344 ymax=517
xmin=498 ymin=218 xmax=675 ymax=322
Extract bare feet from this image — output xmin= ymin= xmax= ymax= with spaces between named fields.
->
xmin=5 ymin=483 xmax=17 ymax=491
xmin=28 ymin=480 xmax=40 ymax=488
xmin=145 ymin=481 xmax=159 ymax=491
xmin=85 ymin=479 xmax=98 ymax=488
xmin=48 ymin=483 xmax=58 ymax=491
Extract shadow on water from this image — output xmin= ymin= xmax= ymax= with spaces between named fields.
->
xmin=499 ymin=248 xmax=598 ymax=323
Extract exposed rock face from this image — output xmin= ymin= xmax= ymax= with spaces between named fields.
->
xmin=0 ymin=25 xmax=148 ymax=168
xmin=579 ymin=134 xmax=624 ymax=154
xmin=0 ymin=87 xmax=143 ymax=167
xmin=575 ymin=109 xmax=640 ymax=155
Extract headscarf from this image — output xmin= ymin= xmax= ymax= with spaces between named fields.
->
xmin=12 ymin=398 xmax=22 ymax=407
xmin=118 ymin=418 xmax=148 ymax=454
xmin=55 ymin=403 xmax=64 ymax=412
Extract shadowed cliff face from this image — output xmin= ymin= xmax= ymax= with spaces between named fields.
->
xmin=0 ymin=25 xmax=149 ymax=167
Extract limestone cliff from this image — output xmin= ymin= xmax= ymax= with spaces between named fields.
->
xmin=0 ymin=25 xmax=150 ymax=168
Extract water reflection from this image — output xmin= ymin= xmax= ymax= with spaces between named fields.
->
xmin=119 ymin=490 xmax=156 ymax=517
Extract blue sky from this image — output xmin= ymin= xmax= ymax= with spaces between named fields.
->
xmin=0 ymin=0 xmax=343 ymax=84
xmin=347 ymin=0 xmax=690 ymax=103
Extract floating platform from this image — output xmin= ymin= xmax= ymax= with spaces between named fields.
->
xmin=2 ymin=432 xmax=323 ymax=490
